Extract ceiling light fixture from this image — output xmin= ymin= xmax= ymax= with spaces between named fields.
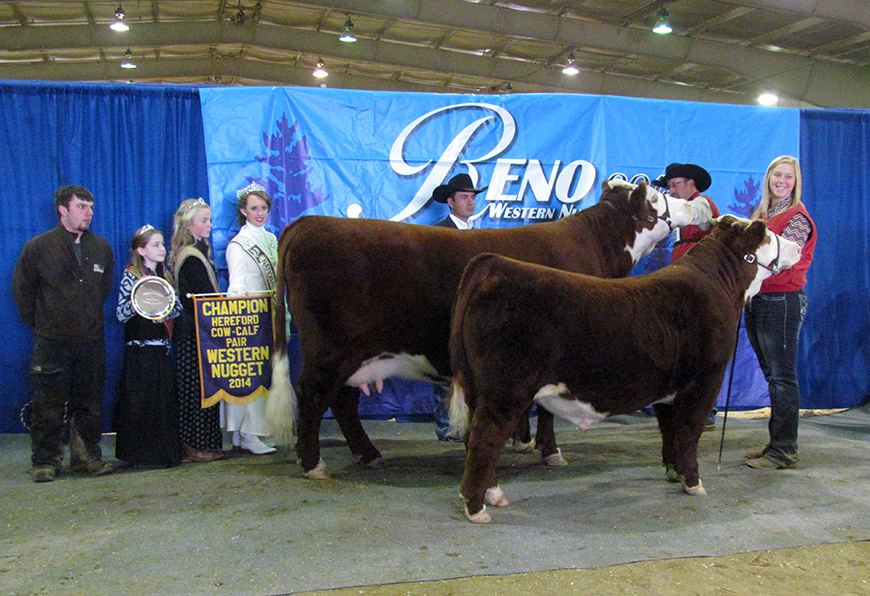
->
xmin=110 ymin=4 xmax=129 ymax=32
xmin=652 ymin=5 xmax=672 ymax=35
xmin=562 ymin=52 xmax=579 ymax=75
xmin=121 ymin=48 xmax=137 ymax=69
xmin=339 ymin=17 xmax=357 ymax=43
xmin=758 ymin=90 xmax=779 ymax=106
xmin=313 ymin=58 xmax=328 ymax=79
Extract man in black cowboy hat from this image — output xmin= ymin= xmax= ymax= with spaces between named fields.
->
xmin=655 ymin=163 xmax=721 ymax=429
xmin=429 ymin=173 xmax=486 ymax=440
xmin=654 ymin=163 xmax=721 ymax=263
xmin=431 ymin=173 xmax=487 ymax=230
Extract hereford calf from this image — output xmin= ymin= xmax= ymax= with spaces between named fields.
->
xmin=448 ymin=216 xmax=802 ymax=523
xmin=268 ymin=181 xmax=694 ymax=478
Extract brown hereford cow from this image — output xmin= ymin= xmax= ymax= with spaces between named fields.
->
xmin=448 ymin=216 xmax=802 ymax=523
xmin=268 ymin=180 xmax=694 ymax=478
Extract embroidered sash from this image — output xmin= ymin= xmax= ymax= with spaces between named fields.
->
xmin=231 ymin=236 xmax=277 ymax=291
xmin=173 ymin=246 xmax=220 ymax=293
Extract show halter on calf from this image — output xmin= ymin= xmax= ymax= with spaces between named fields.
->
xmin=448 ymin=216 xmax=802 ymax=523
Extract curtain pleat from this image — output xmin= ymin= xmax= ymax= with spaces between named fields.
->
xmin=1 ymin=80 xmax=209 ymax=432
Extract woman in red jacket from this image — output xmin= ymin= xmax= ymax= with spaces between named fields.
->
xmin=744 ymin=155 xmax=817 ymax=470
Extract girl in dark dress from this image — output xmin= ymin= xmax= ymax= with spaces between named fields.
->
xmin=114 ymin=225 xmax=182 ymax=468
xmin=169 ymin=198 xmax=224 ymax=463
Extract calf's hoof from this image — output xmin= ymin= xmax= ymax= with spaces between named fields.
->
xmin=303 ymin=458 xmax=329 ymax=480
xmin=485 ymin=485 xmax=510 ymax=507
xmin=356 ymin=454 xmax=383 ymax=468
xmin=465 ymin=504 xmax=492 ymax=524
xmin=682 ymin=479 xmax=707 ymax=496
xmin=664 ymin=464 xmax=680 ymax=482
xmin=513 ymin=439 xmax=536 ymax=454
xmin=543 ymin=448 xmax=567 ymax=467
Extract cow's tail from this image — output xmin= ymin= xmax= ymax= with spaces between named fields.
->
xmin=266 ymin=235 xmax=298 ymax=445
xmin=447 ymin=253 xmax=501 ymax=438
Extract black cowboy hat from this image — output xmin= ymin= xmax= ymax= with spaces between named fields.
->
xmin=657 ymin=163 xmax=712 ymax=193
xmin=431 ymin=173 xmax=488 ymax=203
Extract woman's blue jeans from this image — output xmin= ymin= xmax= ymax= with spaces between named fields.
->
xmin=744 ymin=290 xmax=807 ymax=463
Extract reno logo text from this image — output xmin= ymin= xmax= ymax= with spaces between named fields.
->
xmin=389 ymin=103 xmax=597 ymax=223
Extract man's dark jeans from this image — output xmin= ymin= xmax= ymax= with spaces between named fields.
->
xmin=29 ymin=337 xmax=106 ymax=467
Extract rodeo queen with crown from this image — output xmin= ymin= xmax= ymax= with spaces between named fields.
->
xmin=221 ymin=182 xmax=279 ymax=455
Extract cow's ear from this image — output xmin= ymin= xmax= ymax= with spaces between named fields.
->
xmin=745 ymin=220 xmax=768 ymax=247
xmin=628 ymin=184 xmax=647 ymax=217
xmin=709 ymin=214 xmax=736 ymax=241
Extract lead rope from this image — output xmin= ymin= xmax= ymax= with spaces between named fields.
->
xmin=717 ymin=312 xmax=744 ymax=469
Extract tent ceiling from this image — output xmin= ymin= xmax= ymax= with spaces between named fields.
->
xmin=0 ymin=0 xmax=868 ymax=108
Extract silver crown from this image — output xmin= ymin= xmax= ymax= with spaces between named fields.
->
xmin=237 ymin=182 xmax=266 ymax=200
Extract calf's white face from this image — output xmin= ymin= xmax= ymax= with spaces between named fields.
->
xmin=744 ymin=229 xmax=802 ymax=301
xmin=627 ymin=186 xmax=694 ymax=263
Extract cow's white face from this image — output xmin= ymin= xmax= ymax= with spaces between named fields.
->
xmin=628 ymin=186 xmax=693 ymax=263
xmin=744 ymin=229 xmax=802 ymax=301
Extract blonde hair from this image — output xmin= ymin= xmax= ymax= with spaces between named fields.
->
xmin=752 ymin=155 xmax=803 ymax=220
xmin=128 ymin=226 xmax=170 ymax=281
xmin=170 ymin=198 xmax=213 ymax=271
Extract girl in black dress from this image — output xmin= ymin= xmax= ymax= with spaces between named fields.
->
xmin=114 ymin=225 xmax=182 ymax=468
xmin=169 ymin=199 xmax=224 ymax=463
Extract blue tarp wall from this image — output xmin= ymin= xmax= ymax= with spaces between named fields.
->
xmin=1 ymin=80 xmax=867 ymax=432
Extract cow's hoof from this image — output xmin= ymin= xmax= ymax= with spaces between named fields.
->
xmin=465 ymin=504 xmax=492 ymax=524
xmin=513 ymin=439 xmax=536 ymax=454
xmin=682 ymin=479 xmax=707 ymax=496
xmin=485 ymin=485 xmax=510 ymax=507
xmin=355 ymin=454 xmax=383 ymax=468
xmin=303 ymin=458 xmax=329 ymax=480
xmin=543 ymin=448 xmax=567 ymax=466
xmin=664 ymin=464 xmax=680 ymax=482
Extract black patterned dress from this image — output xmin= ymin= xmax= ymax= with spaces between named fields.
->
xmin=114 ymin=267 xmax=182 ymax=467
xmin=174 ymin=241 xmax=223 ymax=452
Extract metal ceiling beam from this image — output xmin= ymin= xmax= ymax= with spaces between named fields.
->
xmin=0 ymin=54 xmax=760 ymax=106
xmin=0 ymin=1 xmax=868 ymax=107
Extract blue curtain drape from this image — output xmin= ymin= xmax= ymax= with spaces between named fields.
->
xmin=2 ymin=82 xmax=868 ymax=433
xmin=1 ymin=80 xmax=209 ymax=433
xmin=799 ymin=109 xmax=870 ymax=408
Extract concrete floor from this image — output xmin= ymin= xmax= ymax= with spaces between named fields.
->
xmin=2 ymin=405 xmax=869 ymax=596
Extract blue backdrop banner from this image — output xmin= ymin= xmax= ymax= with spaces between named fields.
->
xmin=199 ymin=87 xmax=800 ymax=415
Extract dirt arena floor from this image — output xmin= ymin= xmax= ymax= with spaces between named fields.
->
xmin=3 ymin=405 xmax=868 ymax=596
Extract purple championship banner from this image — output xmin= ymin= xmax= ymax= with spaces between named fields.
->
xmin=193 ymin=294 xmax=274 ymax=408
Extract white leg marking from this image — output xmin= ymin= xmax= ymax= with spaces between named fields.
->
xmin=682 ymin=478 xmax=707 ymax=496
xmin=543 ymin=447 xmax=568 ymax=466
xmin=513 ymin=438 xmax=536 ymax=453
xmin=303 ymin=458 xmax=329 ymax=480
xmin=465 ymin=504 xmax=492 ymax=524
xmin=485 ymin=485 xmax=509 ymax=507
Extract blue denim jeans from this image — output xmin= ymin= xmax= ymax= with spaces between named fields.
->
xmin=744 ymin=291 xmax=807 ymax=463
